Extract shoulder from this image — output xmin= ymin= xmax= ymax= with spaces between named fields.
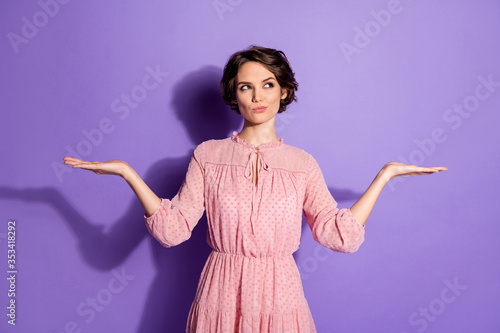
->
xmin=263 ymin=143 xmax=314 ymax=172
xmin=192 ymin=137 xmax=233 ymax=164
xmin=283 ymin=143 xmax=324 ymax=173
xmin=281 ymin=143 xmax=311 ymax=158
xmin=194 ymin=137 xmax=232 ymax=153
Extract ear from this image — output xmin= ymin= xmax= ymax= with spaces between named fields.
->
xmin=280 ymin=89 xmax=288 ymax=100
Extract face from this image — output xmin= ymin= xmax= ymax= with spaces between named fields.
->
xmin=234 ymin=61 xmax=287 ymax=126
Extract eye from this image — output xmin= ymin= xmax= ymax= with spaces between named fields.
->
xmin=264 ymin=82 xmax=274 ymax=88
xmin=239 ymin=85 xmax=250 ymax=91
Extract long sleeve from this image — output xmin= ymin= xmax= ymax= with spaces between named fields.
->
xmin=303 ymin=154 xmax=365 ymax=253
xmin=144 ymin=144 xmax=206 ymax=248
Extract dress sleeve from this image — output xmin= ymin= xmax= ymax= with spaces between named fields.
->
xmin=303 ymin=153 xmax=365 ymax=253
xmin=144 ymin=144 xmax=206 ymax=248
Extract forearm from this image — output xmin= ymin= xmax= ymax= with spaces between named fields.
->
xmin=121 ymin=166 xmax=162 ymax=217
xmin=350 ymin=170 xmax=390 ymax=226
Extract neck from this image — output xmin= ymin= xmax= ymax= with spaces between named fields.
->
xmin=238 ymin=118 xmax=278 ymax=146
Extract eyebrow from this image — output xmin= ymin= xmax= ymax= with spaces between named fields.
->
xmin=237 ymin=77 xmax=276 ymax=86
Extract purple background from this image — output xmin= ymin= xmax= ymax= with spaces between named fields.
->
xmin=1 ymin=0 xmax=499 ymax=332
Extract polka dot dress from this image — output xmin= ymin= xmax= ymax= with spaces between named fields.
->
xmin=145 ymin=131 xmax=365 ymax=332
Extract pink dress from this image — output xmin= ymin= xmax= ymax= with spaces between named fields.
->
xmin=145 ymin=131 xmax=365 ymax=332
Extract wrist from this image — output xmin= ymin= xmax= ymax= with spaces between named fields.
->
xmin=377 ymin=167 xmax=392 ymax=184
xmin=120 ymin=163 xmax=135 ymax=181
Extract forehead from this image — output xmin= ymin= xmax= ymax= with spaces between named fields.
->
xmin=236 ymin=61 xmax=276 ymax=82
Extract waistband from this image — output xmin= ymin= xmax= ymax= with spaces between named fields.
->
xmin=210 ymin=249 xmax=293 ymax=260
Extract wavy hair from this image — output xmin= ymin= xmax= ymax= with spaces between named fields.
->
xmin=220 ymin=45 xmax=298 ymax=114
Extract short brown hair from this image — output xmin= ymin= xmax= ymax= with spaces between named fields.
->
xmin=220 ymin=46 xmax=298 ymax=114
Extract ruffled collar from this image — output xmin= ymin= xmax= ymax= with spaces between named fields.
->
xmin=231 ymin=131 xmax=283 ymax=150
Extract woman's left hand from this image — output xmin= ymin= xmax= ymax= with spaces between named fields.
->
xmin=380 ymin=162 xmax=448 ymax=180
xmin=350 ymin=162 xmax=447 ymax=226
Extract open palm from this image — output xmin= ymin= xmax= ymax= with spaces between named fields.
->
xmin=63 ymin=157 xmax=129 ymax=177
xmin=383 ymin=162 xmax=447 ymax=179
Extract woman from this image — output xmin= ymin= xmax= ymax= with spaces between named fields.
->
xmin=64 ymin=46 xmax=447 ymax=332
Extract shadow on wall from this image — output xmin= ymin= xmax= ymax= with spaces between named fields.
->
xmin=0 ymin=66 xmax=361 ymax=332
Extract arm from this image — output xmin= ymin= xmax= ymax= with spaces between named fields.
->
xmin=350 ymin=162 xmax=447 ymax=226
xmin=122 ymin=166 xmax=161 ymax=217
xmin=303 ymin=154 xmax=366 ymax=253
xmin=64 ymin=145 xmax=206 ymax=248
xmin=63 ymin=157 xmax=161 ymax=216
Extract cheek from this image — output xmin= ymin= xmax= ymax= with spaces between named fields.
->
xmin=236 ymin=91 xmax=249 ymax=102
xmin=271 ymin=91 xmax=282 ymax=102
xmin=236 ymin=95 xmax=250 ymax=112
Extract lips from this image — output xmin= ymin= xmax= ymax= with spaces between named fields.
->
xmin=252 ymin=106 xmax=267 ymax=113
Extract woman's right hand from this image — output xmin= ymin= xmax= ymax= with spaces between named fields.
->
xmin=63 ymin=156 xmax=161 ymax=216
xmin=63 ymin=157 xmax=130 ymax=178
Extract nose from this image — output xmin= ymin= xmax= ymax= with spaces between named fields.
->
xmin=252 ymin=87 xmax=263 ymax=103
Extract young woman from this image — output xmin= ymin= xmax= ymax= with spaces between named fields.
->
xmin=64 ymin=46 xmax=447 ymax=332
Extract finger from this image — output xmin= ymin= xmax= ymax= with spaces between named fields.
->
xmin=403 ymin=166 xmax=431 ymax=174
xmin=63 ymin=156 xmax=83 ymax=161
xmin=417 ymin=166 xmax=447 ymax=171
xmin=416 ymin=166 xmax=446 ymax=173
xmin=410 ymin=168 xmax=444 ymax=176
xmin=63 ymin=157 xmax=89 ymax=164
xmin=423 ymin=167 xmax=447 ymax=173
xmin=74 ymin=162 xmax=101 ymax=168
xmin=72 ymin=163 xmax=101 ymax=170
xmin=395 ymin=169 xmax=439 ymax=177
xmin=64 ymin=160 xmax=89 ymax=167
xmin=418 ymin=170 xmax=440 ymax=175
xmin=63 ymin=159 xmax=81 ymax=166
